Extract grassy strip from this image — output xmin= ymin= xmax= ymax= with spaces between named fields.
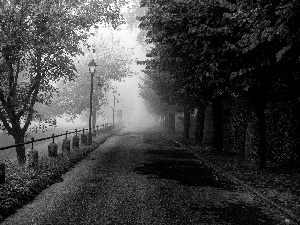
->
xmin=0 ymin=129 xmax=117 ymax=222
xmin=190 ymin=148 xmax=300 ymax=217
xmin=164 ymin=130 xmax=300 ymax=220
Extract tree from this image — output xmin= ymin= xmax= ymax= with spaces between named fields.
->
xmin=194 ymin=101 xmax=207 ymax=144
xmin=0 ymin=0 xmax=126 ymax=164
xmin=51 ymin=28 xmax=133 ymax=128
xmin=138 ymin=0 xmax=300 ymax=168
xmin=139 ymin=70 xmax=179 ymax=130
xmin=223 ymin=0 xmax=300 ymax=168
xmin=123 ymin=0 xmax=146 ymax=30
xmin=138 ymin=0 xmax=231 ymax=145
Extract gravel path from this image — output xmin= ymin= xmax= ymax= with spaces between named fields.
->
xmin=1 ymin=128 xmax=286 ymax=224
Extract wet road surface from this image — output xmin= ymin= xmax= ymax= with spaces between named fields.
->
xmin=2 ymin=128 xmax=285 ymax=224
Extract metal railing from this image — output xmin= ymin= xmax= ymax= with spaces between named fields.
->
xmin=0 ymin=123 xmax=113 ymax=151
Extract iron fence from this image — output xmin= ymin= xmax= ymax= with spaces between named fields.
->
xmin=0 ymin=123 xmax=112 ymax=151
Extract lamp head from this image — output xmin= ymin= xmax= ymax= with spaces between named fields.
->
xmin=88 ymin=59 xmax=98 ymax=73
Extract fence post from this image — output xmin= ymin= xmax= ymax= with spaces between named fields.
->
xmin=0 ymin=162 xmax=5 ymax=184
xmin=81 ymin=128 xmax=87 ymax=146
xmin=48 ymin=134 xmax=58 ymax=157
xmin=26 ymin=138 xmax=38 ymax=169
xmin=62 ymin=131 xmax=71 ymax=156
xmin=72 ymin=129 xmax=80 ymax=149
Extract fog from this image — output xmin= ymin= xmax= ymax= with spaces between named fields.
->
xmin=77 ymin=24 xmax=158 ymax=130
xmin=0 ymin=26 xmax=159 ymax=156
xmin=112 ymin=76 xmax=158 ymax=130
xmin=0 ymin=2 xmax=160 ymax=160
xmin=52 ymin=25 xmax=158 ymax=131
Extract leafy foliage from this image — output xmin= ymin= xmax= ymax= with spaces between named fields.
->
xmin=137 ymin=0 xmax=300 ymax=168
xmin=139 ymin=72 xmax=178 ymax=116
xmin=51 ymin=28 xmax=133 ymax=123
xmin=0 ymin=127 xmax=117 ymax=222
xmin=137 ymin=0 xmax=235 ymax=112
xmin=0 ymin=0 xmax=126 ymax=163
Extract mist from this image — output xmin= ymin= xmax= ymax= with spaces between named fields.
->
xmin=48 ymin=23 xmax=157 ymax=131
xmin=0 ymin=15 xmax=156 ymax=151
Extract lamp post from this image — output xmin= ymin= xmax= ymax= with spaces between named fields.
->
xmin=112 ymin=90 xmax=117 ymax=128
xmin=88 ymin=59 xmax=98 ymax=145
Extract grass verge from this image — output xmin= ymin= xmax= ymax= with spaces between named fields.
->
xmin=0 ymin=129 xmax=119 ymax=223
xmin=164 ymin=130 xmax=300 ymax=223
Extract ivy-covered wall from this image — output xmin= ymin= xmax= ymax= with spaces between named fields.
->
xmin=224 ymin=97 xmax=249 ymax=154
xmin=224 ymin=97 xmax=300 ymax=168
xmin=173 ymin=96 xmax=300 ymax=168
xmin=266 ymin=101 xmax=300 ymax=168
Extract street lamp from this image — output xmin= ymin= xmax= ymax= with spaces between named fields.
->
xmin=88 ymin=59 xmax=98 ymax=145
xmin=88 ymin=59 xmax=97 ymax=73
xmin=112 ymin=90 xmax=120 ymax=128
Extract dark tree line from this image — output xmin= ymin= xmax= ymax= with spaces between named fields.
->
xmin=138 ymin=0 xmax=300 ymax=169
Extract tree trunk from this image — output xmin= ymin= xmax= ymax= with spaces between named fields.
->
xmin=253 ymin=97 xmax=267 ymax=169
xmin=14 ymin=132 xmax=26 ymax=165
xmin=164 ymin=115 xmax=168 ymax=128
xmin=160 ymin=116 xmax=163 ymax=127
xmin=241 ymin=119 xmax=247 ymax=154
xmin=183 ymin=108 xmax=190 ymax=143
xmin=164 ymin=114 xmax=168 ymax=128
xmin=168 ymin=112 xmax=175 ymax=132
xmin=195 ymin=103 xmax=206 ymax=144
xmin=290 ymin=102 xmax=300 ymax=167
xmin=212 ymin=95 xmax=223 ymax=153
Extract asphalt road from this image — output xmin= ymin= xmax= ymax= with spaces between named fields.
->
xmin=2 ymin=127 xmax=286 ymax=224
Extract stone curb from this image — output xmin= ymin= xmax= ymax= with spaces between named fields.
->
xmin=164 ymin=134 xmax=300 ymax=225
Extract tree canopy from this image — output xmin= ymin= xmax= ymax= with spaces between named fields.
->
xmin=51 ymin=28 xmax=133 ymax=124
xmin=137 ymin=0 xmax=300 ymax=168
xmin=0 ymin=0 xmax=127 ymax=163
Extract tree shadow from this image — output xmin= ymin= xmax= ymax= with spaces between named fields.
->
xmin=146 ymin=149 xmax=196 ymax=159
xmin=134 ymin=157 xmax=235 ymax=190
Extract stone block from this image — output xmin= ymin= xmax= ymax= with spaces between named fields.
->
xmin=26 ymin=148 xmax=38 ymax=169
xmin=62 ymin=138 xmax=71 ymax=156
xmin=72 ymin=135 xmax=80 ymax=149
xmin=81 ymin=133 xmax=87 ymax=146
xmin=48 ymin=142 xmax=58 ymax=157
